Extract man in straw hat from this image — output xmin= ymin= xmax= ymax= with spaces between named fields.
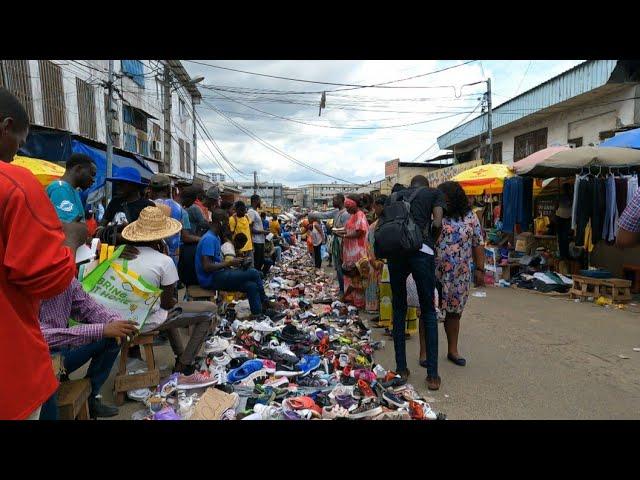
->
xmin=120 ymin=206 xmax=217 ymax=375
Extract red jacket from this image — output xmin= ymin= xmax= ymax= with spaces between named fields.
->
xmin=0 ymin=162 xmax=76 ymax=419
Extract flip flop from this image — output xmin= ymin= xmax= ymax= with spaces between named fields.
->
xmin=447 ymin=354 xmax=466 ymax=366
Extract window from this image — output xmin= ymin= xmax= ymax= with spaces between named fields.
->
xmin=185 ymin=142 xmax=191 ymax=174
xmin=39 ymin=60 xmax=66 ymax=129
xmin=480 ymin=141 xmax=502 ymax=164
xmin=599 ymin=130 xmax=615 ymax=142
xmin=514 ymin=127 xmax=548 ymax=161
xmin=122 ymin=104 xmax=147 ymax=132
xmin=76 ymin=78 xmax=97 ymax=139
xmin=152 ymin=123 xmax=162 ymax=161
xmin=121 ymin=60 xmax=145 ymax=88
xmin=568 ymin=137 xmax=583 ymax=148
xmin=179 ymin=98 xmax=188 ymax=123
xmin=179 ymin=139 xmax=185 ymax=172
xmin=155 ymin=78 xmax=163 ymax=103
xmin=104 ymin=93 xmax=120 ymax=148
xmin=0 ymin=60 xmax=34 ymax=121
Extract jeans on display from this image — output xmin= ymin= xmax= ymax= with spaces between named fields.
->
xmin=210 ymin=268 xmax=268 ymax=314
xmin=387 ymin=251 xmax=438 ymax=378
xmin=51 ymin=338 xmax=120 ymax=398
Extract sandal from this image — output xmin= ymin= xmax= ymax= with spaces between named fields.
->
xmin=447 ymin=354 xmax=466 ymax=367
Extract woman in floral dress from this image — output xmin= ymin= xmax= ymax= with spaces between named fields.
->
xmin=334 ymin=197 xmax=369 ymax=309
xmin=435 ymin=181 xmax=485 ymax=367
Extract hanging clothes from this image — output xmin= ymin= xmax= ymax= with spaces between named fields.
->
xmin=584 ymin=220 xmax=594 ymax=253
xmin=602 ymin=175 xmax=618 ymax=242
xmin=627 ymin=175 xmax=638 ymax=207
xmin=575 ymin=178 xmax=593 ymax=247
xmin=591 ymin=177 xmax=606 ymax=244
xmin=615 ymin=177 xmax=628 ymax=215
xmin=501 ymin=177 xmax=519 ymax=234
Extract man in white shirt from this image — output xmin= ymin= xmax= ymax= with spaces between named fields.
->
xmin=120 ymin=206 xmax=217 ymax=375
xmin=247 ymin=194 xmax=267 ymax=272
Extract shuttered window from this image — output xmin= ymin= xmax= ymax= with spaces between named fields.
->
xmin=514 ymin=128 xmax=548 ymax=161
xmin=152 ymin=123 xmax=162 ymax=161
xmin=0 ymin=60 xmax=34 ymax=122
xmin=179 ymin=138 xmax=185 ymax=172
xmin=185 ymin=142 xmax=191 ymax=174
xmin=76 ymin=78 xmax=97 ymax=139
xmin=121 ymin=60 xmax=145 ymax=88
xmin=39 ymin=60 xmax=67 ymax=130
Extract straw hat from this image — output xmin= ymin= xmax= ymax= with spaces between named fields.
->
xmin=121 ymin=206 xmax=182 ymax=242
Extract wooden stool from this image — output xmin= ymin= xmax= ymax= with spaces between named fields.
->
xmin=622 ymin=264 xmax=640 ymax=294
xmin=185 ymin=285 xmax=217 ymax=301
xmin=570 ymin=275 xmax=632 ymax=303
xmin=114 ymin=333 xmax=160 ymax=406
xmin=57 ymin=379 xmax=91 ymax=420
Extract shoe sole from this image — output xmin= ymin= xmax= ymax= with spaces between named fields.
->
xmin=349 ymin=406 xmax=383 ymax=419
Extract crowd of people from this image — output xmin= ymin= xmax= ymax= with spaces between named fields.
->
xmin=4 ymin=82 xmax=640 ymax=420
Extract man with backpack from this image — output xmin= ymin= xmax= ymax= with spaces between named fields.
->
xmin=375 ymin=175 xmax=445 ymax=390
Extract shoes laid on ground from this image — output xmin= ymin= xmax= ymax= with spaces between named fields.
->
xmin=296 ymin=355 xmax=322 ymax=376
xmin=356 ymin=379 xmax=376 ymax=398
xmin=227 ymin=359 xmax=264 ymax=383
xmin=127 ymin=388 xmax=153 ymax=403
xmin=426 ymin=375 xmax=441 ymax=391
xmin=322 ymin=404 xmax=349 ymax=419
xmin=177 ymin=371 xmax=219 ymax=390
xmin=253 ymin=403 xmax=283 ymax=420
xmin=396 ymin=369 xmax=410 ymax=382
xmin=204 ymin=337 xmax=230 ymax=355
xmin=210 ymin=352 xmax=232 ymax=367
xmin=372 ymin=407 xmax=412 ymax=420
xmin=349 ymin=400 xmax=383 ymax=419
xmin=89 ymin=397 xmax=119 ymax=418
xmin=382 ymin=388 xmax=409 ymax=409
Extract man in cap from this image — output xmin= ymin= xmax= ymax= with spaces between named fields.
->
xmin=46 ymin=153 xmax=96 ymax=223
xmin=102 ymin=166 xmax=154 ymax=226
xmin=148 ymin=174 xmax=200 ymax=265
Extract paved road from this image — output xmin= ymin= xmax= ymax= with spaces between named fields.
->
xmin=370 ymin=287 xmax=640 ymax=419
xmin=82 ymin=281 xmax=640 ymax=420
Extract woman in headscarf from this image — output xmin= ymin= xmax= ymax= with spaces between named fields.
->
xmin=334 ymin=196 xmax=369 ymax=309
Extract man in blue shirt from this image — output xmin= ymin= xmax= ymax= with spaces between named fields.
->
xmin=46 ymin=154 xmax=96 ymax=223
xmin=148 ymin=174 xmax=200 ymax=265
xmin=196 ymin=209 xmax=271 ymax=318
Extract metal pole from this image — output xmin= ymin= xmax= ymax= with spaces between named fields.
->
xmin=163 ymin=63 xmax=172 ymax=175
xmin=272 ymin=180 xmax=275 ymax=210
xmin=253 ymin=170 xmax=257 ymax=194
xmin=105 ymin=60 xmax=114 ymax=203
xmin=192 ymin=100 xmax=197 ymax=182
xmin=487 ymin=77 xmax=494 ymax=164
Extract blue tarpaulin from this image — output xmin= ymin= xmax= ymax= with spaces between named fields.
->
xmin=72 ymin=139 xmax=153 ymax=204
xmin=601 ymin=128 xmax=640 ymax=149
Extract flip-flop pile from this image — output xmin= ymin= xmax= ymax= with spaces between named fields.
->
xmin=134 ymin=245 xmax=447 ymax=421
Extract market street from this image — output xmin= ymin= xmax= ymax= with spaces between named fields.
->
xmin=370 ymin=286 xmax=640 ymax=420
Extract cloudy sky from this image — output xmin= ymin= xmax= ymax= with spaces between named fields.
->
xmin=183 ymin=60 xmax=584 ymax=186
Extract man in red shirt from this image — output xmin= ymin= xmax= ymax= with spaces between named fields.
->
xmin=0 ymin=88 xmax=84 ymax=420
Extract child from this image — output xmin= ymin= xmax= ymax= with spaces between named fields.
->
xmin=222 ymin=232 xmax=248 ymax=263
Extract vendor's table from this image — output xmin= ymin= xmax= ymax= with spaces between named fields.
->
xmin=569 ymin=275 xmax=632 ymax=303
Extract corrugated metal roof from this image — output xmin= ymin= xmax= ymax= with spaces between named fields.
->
xmin=437 ymin=60 xmax=619 ymax=150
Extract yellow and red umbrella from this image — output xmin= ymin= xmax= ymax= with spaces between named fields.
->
xmin=452 ymin=164 xmax=514 ymax=196
xmin=11 ymin=155 xmax=65 ymax=187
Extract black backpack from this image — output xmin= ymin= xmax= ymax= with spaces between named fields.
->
xmin=374 ymin=187 xmax=425 ymax=259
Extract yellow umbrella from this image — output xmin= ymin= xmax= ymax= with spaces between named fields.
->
xmin=11 ymin=155 xmax=65 ymax=187
xmin=452 ymin=164 xmax=514 ymax=196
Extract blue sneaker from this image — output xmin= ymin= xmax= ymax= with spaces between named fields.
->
xmin=296 ymin=355 xmax=321 ymax=376
xmin=227 ymin=359 xmax=264 ymax=383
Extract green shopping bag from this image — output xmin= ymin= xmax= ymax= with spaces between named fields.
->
xmin=81 ymin=245 xmax=162 ymax=330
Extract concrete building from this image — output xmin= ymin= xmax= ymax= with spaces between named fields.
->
xmin=298 ymin=182 xmax=355 ymax=209
xmin=437 ymin=60 xmax=640 ymax=165
xmin=1 ymin=59 xmax=200 ymax=182
xmin=227 ymin=181 xmax=284 ymax=207
xmin=381 ymin=159 xmax=444 ymax=193
xmin=282 ymin=187 xmax=303 ymax=208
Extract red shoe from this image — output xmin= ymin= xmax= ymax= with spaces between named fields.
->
xmin=409 ymin=400 xmax=425 ymax=420
xmin=357 ymin=379 xmax=376 ymax=398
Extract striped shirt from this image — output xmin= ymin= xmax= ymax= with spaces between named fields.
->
xmin=40 ymin=278 xmax=120 ymax=349
xmin=618 ymin=187 xmax=640 ymax=233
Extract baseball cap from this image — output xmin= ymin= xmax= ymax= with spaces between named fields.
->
xmin=206 ymin=185 xmax=220 ymax=200
xmin=150 ymin=174 xmax=171 ymax=189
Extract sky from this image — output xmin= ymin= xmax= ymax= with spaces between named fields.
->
xmin=183 ymin=60 xmax=584 ymax=187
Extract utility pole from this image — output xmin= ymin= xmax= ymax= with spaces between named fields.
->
xmin=486 ymin=77 xmax=494 ymax=164
xmin=192 ymin=101 xmax=197 ymax=182
xmin=163 ymin=63 xmax=172 ymax=174
xmin=105 ymin=60 xmax=114 ymax=203
xmin=253 ymin=170 xmax=257 ymax=194
xmin=272 ymin=181 xmax=276 ymax=210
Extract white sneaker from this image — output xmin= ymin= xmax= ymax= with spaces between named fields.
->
xmin=373 ymin=364 xmax=387 ymax=379
xmin=241 ymin=412 xmax=263 ymax=420
xmin=252 ymin=320 xmax=278 ymax=332
xmin=273 ymin=344 xmax=298 ymax=363
xmin=422 ymin=403 xmax=439 ymax=420
xmin=253 ymin=403 xmax=283 ymax=420
xmin=209 ymin=365 xmax=228 ymax=385
xmin=210 ymin=352 xmax=232 ymax=367
xmin=226 ymin=344 xmax=252 ymax=359
xmin=127 ymin=388 xmax=153 ymax=402
xmin=204 ymin=337 xmax=230 ymax=355
xmin=322 ymin=404 xmax=349 ymax=419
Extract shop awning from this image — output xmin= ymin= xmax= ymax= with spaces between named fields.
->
xmin=600 ymin=127 xmax=640 ymax=149
xmin=11 ymin=155 xmax=65 ymax=187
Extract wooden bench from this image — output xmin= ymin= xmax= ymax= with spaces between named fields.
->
xmin=185 ymin=285 xmax=218 ymax=301
xmin=570 ymin=275 xmax=632 ymax=303
xmin=622 ymin=264 xmax=640 ymax=294
xmin=114 ymin=333 xmax=160 ymax=406
xmin=57 ymin=379 xmax=91 ymax=420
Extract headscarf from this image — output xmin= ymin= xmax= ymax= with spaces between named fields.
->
xmin=344 ymin=198 xmax=357 ymax=209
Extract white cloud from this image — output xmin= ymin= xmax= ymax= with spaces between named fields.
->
xmin=185 ymin=59 xmax=584 ymax=186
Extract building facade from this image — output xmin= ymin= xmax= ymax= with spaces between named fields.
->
xmin=227 ymin=181 xmax=284 ymax=207
xmin=282 ymin=187 xmax=303 ymax=208
xmin=437 ymin=60 xmax=640 ymax=165
xmin=298 ymin=182 xmax=355 ymax=209
xmin=0 ymin=59 xmax=200 ymax=181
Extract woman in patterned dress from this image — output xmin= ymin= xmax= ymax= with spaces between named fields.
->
xmin=364 ymin=195 xmax=387 ymax=314
xmin=334 ymin=196 xmax=369 ymax=309
xmin=435 ymin=181 xmax=485 ymax=367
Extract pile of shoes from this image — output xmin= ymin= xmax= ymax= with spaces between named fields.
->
xmin=133 ymin=245 xmax=446 ymax=421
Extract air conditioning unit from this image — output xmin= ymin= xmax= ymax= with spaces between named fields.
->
xmin=152 ymin=140 xmax=162 ymax=152
xmin=110 ymin=118 xmax=121 ymax=135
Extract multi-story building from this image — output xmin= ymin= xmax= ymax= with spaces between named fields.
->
xmin=298 ymin=182 xmax=355 ymax=209
xmin=227 ymin=181 xmax=284 ymax=207
xmin=2 ymin=59 xmax=201 ymax=198
xmin=437 ymin=60 xmax=640 ymax=165
xmin=282 ymin=187 xmax=303 ymax=208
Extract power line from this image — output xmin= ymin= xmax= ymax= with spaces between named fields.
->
xmin=513 ymin=60 xmax=532 ymax=97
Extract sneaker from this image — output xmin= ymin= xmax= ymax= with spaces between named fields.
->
xmin=382 ymin=389 xmax=409 ymax=409
xmin=177 ymin=371 xmax=218 ymax=390
xmin=234 ymin=369 xmax=270 ymax=387
xmin=209 ymin=365 xmax=228 ymax=385
xmin=349 ymin=400 xmax=383 ymax=419
xmin=296 ymin=355 xmax=322 ymax=376
xmin=334 ymin=394 xmax=359 ymax=410
xmin=253 ymin=403 xmax=283 ymax=420
xmin=321 ymin=404 xmax=349 ymax=420
xmin=227 ymin=344 xmax=253 ymax=359
xmin=352 ymin=369 xmax=377 ymax=383
xmin=373 ymin=364 xmax=387 ymax=379
xmin=356 ymin=379 xmax=376 ymax=398
xmin=252 ymin=319 xmax=278 ymax=333
xmin=273 ymin=344 xmax=299 ymax=364
xmin=127 ymin=388 xmax=153 ymax=402
xmin=372 ymin=407 xmax=412 ymax=420
xmin=204 ymin=337 xmax=230 ymax=355
xmin=210 ymin=352 xmax=232 ymax=367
